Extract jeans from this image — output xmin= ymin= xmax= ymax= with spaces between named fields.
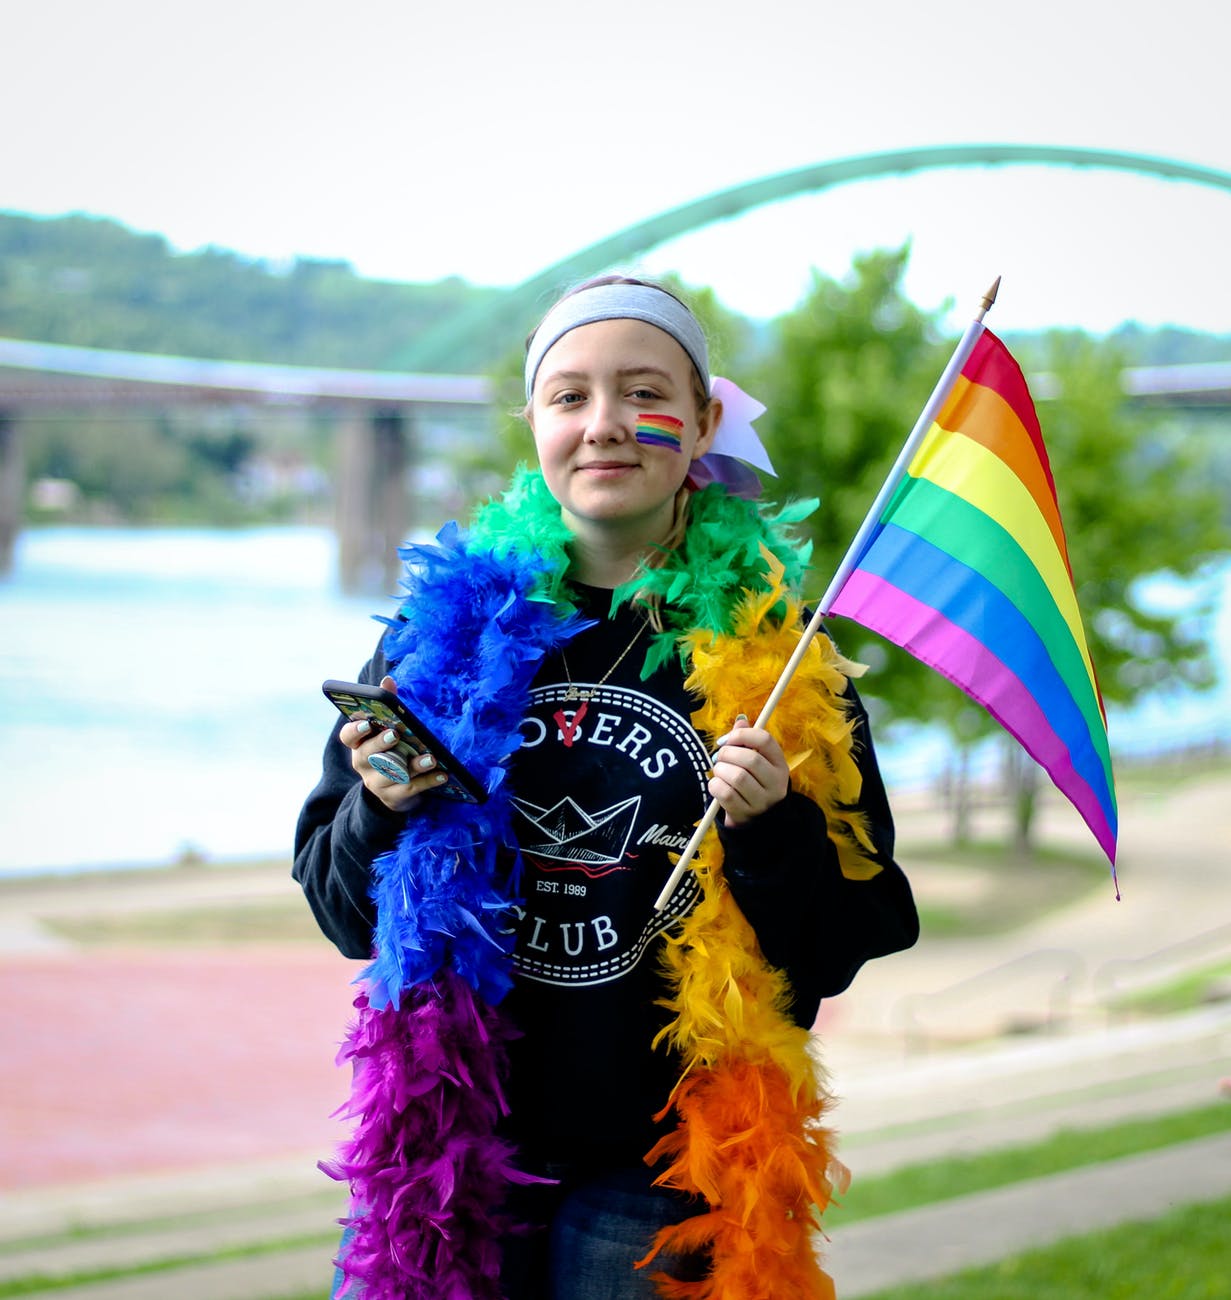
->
xmin=332 ymin=1164 xmax=707 ymax=1299
xmin=503 ymin=1163 xmax=707 ymax=1299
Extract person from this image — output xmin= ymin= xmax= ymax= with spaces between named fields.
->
xmin=294 ymin=276 xmax=919 ymax=1300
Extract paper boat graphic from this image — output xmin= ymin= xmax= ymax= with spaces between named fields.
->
xmin=513 ymin=794 xmax=640 ymax=865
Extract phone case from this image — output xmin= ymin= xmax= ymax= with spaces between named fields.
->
xmin=321 ymin=680 xmax=487 ymax=803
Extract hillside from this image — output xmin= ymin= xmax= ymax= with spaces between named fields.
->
xmin=0 ymin=211 xmax=505 ymax=373
xmin=4 ymin=211 xmax=1230 ymax=375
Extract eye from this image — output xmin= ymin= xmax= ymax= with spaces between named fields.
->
xmin=553 ymin=390 xmax=585 ymax=406
xmin=629 ymin=386 xmax=662 ymax=401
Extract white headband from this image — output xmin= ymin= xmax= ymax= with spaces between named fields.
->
xmin=524 ymin=283 xmax=710 ymax=400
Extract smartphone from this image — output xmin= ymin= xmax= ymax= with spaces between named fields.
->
xmin=321 ymin=679 xmax=487 ymax=804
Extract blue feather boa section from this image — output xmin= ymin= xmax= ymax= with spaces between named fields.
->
xmin=361 ymin=519 xmax=590 ymax=1011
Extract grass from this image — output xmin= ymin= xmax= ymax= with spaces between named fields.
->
xmin=0 ymin=1234 xmax=337 ymax=1298
xmin=827 ymin=1102 xmax=1231 ymax=1226
xmin=859 ymin=1194 xmax=1231 ymax=1300
xmin=9 ymin=855 xmax=325 ymax=946
xmin=1113 ymin=960 xmax=1231 ymax=1015
xmin=901 ymin=838 xmax=1109 ymax=937
xmin=1114 ymin=751 xmax=1231 ymax=794
xmin=45 ymin=895 xmax=323 ymax=946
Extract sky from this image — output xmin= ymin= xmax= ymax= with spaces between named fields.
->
xmin=3 ymin=0 xmax=1230 ymax=338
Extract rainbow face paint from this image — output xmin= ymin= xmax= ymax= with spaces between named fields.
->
xmin=635 ymin=413 xmax=685 ymax=452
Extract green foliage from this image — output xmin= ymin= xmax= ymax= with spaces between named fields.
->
xmin=1005 ymin=321 xmax=1231 ymax=368
xmin=753 ymin=247 xmax=958 ymax=726
xmin=23 ymin=410 xmax=285 ymax=525
xmin=0 ymin=210 xmax=500 ymax=369
xmin=1033 ymin=330 xmax=1229 ymax=702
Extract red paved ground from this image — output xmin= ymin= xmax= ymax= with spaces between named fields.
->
xmin=2 ymin=944 xmax=844 ymax=1193
xmin=0 ymin=946 xmax=365 ymax=1190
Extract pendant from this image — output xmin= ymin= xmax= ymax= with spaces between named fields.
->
xmin=554 ymin=701 xmax=588 ymax=747
xmin=564 ymin=686 xmax=592 ymax=702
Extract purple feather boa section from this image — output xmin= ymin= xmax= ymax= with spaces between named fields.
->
xmin=326 ymin=973 xmax=543 ymax=1299
xmin=361 ymin=521 xmax=589 ymax=1010
xmin=327 ymin=521 xmax=585 ymax=1297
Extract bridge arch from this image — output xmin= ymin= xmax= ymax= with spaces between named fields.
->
xmin=400 ymin=144 xmax=1231 ymax=370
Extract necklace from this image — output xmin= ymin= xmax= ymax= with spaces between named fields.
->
xmin=560 ymin=618 xmax=648 ymax=703
xmin=554 ymin=618 xmax=649 ymax=749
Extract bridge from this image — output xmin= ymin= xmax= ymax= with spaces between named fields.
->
xmin=3 ymin=144 xmax=1230 ymax=589
xmin=0 ymin=337 xmax=492 ymax=592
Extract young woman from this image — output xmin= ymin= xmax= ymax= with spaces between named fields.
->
xmin=294 ymin=277 xmax=919 ymax=1300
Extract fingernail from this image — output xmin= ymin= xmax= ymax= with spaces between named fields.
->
xmin=381 ymin=729 xmax=398 ymax=745
xmin=355 ymin=720 xmax=371 ymax=736
xmin=415 ymin=753 xmax=435 ymax=771
xmin=434 ymin=773 xmax=448 ymax=784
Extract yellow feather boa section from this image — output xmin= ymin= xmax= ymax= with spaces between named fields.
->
xmin=641 ymin=549 xmax=878 ymax=1299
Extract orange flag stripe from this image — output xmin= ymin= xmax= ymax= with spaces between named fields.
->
xmin=936 ymin=372 xmax=1071 ymax=566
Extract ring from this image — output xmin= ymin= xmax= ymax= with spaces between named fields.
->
xmin=367 ymin=752 xmax=410 ymax=783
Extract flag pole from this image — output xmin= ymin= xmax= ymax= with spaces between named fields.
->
xmin=653 ymin=277 xmax=1001 ymax=913
xmin=815 ymin=276 xmax=1000 ymax=617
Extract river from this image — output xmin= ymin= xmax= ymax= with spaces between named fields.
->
xmin=0 ymin=526 xmax=1227 ymax=875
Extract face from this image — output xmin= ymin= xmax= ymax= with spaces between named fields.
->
xmin=528 ymin=317 xmax=719 ymax=545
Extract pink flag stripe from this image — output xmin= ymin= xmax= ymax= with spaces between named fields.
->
xmin=834 ymin=568 xmax=1117 ymax=861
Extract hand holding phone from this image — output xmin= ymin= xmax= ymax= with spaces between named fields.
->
xmin=322 ymin=679 xmax=487 ymax=804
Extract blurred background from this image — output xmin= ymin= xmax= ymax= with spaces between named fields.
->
xmin=1 ymin=3 xmax=1229 ymax=1297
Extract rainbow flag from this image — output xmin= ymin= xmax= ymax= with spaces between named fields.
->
xmin=636 ymin=413 xmax=685 ymax=451
xmin=827 ymin=327 xmax=1118 ymax=864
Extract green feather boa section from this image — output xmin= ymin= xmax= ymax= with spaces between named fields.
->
xmin=470 ymin=465 xmax=579 ymax=611
xmin=471 ymin=466 xmax=819 ymax=677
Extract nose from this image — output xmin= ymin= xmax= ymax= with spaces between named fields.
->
xmin=583 ymin=391 xmax=629 ymax=444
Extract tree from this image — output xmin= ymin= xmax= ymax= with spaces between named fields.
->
xmin=1036 ymin=331 xmax=1228 ymax=700
xmin=753 ymin=248 xmax=956 ymax=731
xmin=754 ymin=252 xmax=1231 ymax=853
xmin=1002 ymin=331 xmax=1230 ymax=848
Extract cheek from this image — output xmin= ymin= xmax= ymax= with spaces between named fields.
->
xmin=531 ymin=421 xmax=573 ymax=486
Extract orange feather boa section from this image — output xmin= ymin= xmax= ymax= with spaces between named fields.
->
xmin=641 ymin=550 xmax=876 ymax=1298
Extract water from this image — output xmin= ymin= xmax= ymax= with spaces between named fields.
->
xmin=0 ymin=526 xmax=387 ymax=875
xmin=1 ymin=527 xmax=1227 ymax=876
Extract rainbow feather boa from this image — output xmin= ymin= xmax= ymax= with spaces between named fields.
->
xmin=327 ymin=469 xmax=876 ymax=1299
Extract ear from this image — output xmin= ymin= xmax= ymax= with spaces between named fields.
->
xmin=691 ymin=395 xmax=722 ymax=458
